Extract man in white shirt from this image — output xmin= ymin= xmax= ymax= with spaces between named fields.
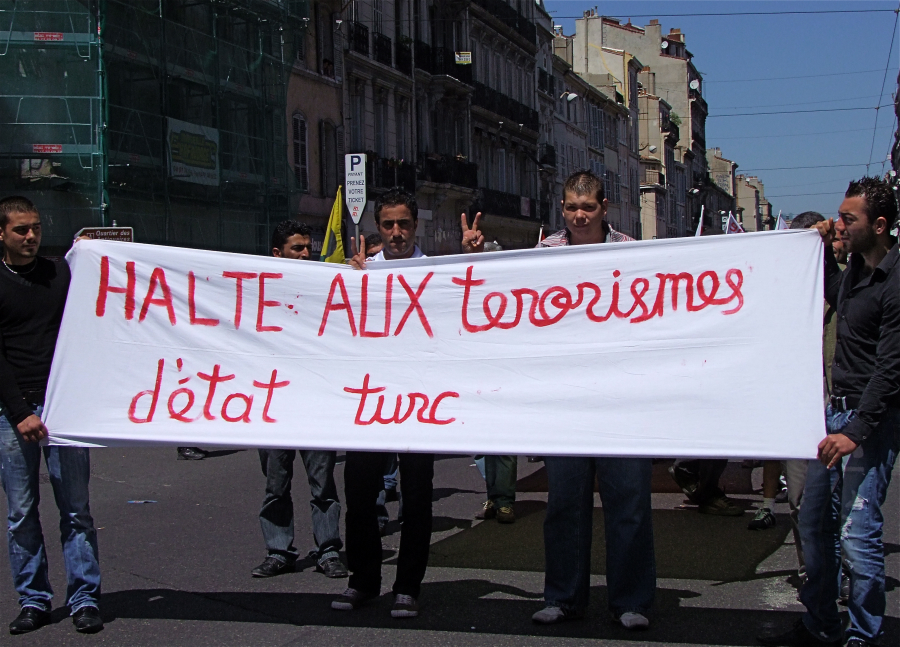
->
xmin=333 ymin=189 xmax=433 ymax=619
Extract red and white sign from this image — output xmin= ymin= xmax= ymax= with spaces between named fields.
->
xmin=33 ymin=144 xmax=63 ymax=154
xmin=45 ymin=232 xmax=825 ymax=458
xmin=34 ymin=32 xmax=64 ymax=42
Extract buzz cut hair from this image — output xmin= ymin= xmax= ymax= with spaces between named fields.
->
xmin=845 ymin=176 xmax=898 ymax=228
xmin=563 ymin=170 xmax=605 ymax=203
xmin=0 ymin=195 xmax=38 ymax=229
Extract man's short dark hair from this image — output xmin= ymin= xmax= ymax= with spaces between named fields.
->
xmin=0 ymin=196 xmax=38 ymax=229
xmin=271 ymin=219 xmax=311 ymax=250
xmin=374 ymin=187 xmax=417 ymax=224
xmin=365 ymin=233 xmax=382 ymax=251
xmin=563 ymin=171 xmax=605 ymax=203
xmin=845 ymin=176 xmax=898 ymax=227
xmin=789 ymin=211 xmax=825 ymax=230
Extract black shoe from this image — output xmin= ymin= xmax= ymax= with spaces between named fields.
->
xmin=668 ymin=465 xmax=700 ymax=503
xmin=9 ymin=607 xmax=51 ymax=635
xmin=177 ymin=447 xmax=208 ymax=460
xmin=317 ymin=556 xmax=349 ymax=578
xmin=72 ymin=606 xmax=103 ymax=634
xmin=699 ymin=494 xmax=744 ymax=516
xmin=757 ymin=619 xmax=841 ymax=646
xmin=844 ymin=639 xmax=874 ymax=647
xmin=251 ymin=556 xmax=294 ymax=578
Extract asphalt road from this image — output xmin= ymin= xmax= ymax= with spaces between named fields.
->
xmin=0 ymin=449 xmax=897 ymax=646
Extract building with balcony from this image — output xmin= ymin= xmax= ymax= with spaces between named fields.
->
xmin=468 ymin=0 xmax=543 ymax=250
xmin=576 ymin=13 xmax=709 ymax=237
xmin=562 ymin=22 xmax=642 ymax=239
xmin=736 ymin=175 xmax=762 ymax=232
xmin=288 ymin=1 xmax=346 ymax=251
xmin=638 ymin=80 xmax=681 ymax=239
xmin=744 ymin=176 xmax=773 ymax=231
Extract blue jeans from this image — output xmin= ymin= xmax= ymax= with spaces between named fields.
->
xmin=543 ymin=456 xmax=655 ymax=616
xmin=0 ymin=405 xmax=101 ymax=612
xmin=258 ymin=449 xmax=342 ymax=564
xmin=474 ymin=455 xmax=518 ymax=508
xmin=799 ymin=405 xmax=899 ymax=643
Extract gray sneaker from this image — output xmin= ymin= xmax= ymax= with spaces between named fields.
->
xmin=391 ymin=594 xmax=419 ymax=618
xmin=531 ymin=605 xmax=584 ymax=624
xmin=331 ymin=587 xmax=376 ymax=611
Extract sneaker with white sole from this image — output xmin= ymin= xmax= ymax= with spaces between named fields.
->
xmin=617 ymin=611 xmax=649 ymax=630
xmin=531 ymin=605 xmax=584 ymax=624
xmin=331 ymin=587 xmax=376 ymax=611
xmin=391 ymin=594 xmax=419 ymax=618
xmin=748 ymin=507 xmax=777 ymax=530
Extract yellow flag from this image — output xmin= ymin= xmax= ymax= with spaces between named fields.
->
xmin=320 ymin=186 xmax=345 ymax=263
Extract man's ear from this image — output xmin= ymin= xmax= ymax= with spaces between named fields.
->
xmin=874 ymin=216 xmax=888 ymax=236
xmin=272 ymin=247 xmax=283 ymax=258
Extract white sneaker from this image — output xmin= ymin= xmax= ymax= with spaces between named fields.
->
xmin=618 ymin=611 xmax=649 ymax=630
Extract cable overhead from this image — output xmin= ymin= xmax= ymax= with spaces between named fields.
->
xmin=546 ymin=9 xmax=895 ymax=18
xmin=867 ymin=3 xmax=899 ymax=173
xmin=738 ymin=163 xmax=870 ymax=172
xmin=710 ymin=127 xmax=877 ymax=141
xmin=709 ymin=105 xmax=892 ymax=118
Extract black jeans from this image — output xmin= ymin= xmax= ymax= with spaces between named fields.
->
xmin=344 ymin=451 xmax=434 ymax=598
xmin=672 ymin=458 xmax=728 ymax=504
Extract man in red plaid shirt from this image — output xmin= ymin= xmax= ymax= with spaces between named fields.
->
xmin=461 ymin=171 xmax=655 ymax=631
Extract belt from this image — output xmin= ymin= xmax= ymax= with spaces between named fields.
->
xmin=830 ymin=395 xmax=859 ymax=412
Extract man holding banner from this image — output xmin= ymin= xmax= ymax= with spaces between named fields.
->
xmin=334 ymin=189 xmax=432 ymax=619
xmin=463 ymin=172 xmax=656 ymax=630
xmin=0 ymin=197 xmax=103 ymax=634
xmin=760 ymin=177 xmax=900 ymax=647
xmin=252 ymin=220 xmax=347 ymax=580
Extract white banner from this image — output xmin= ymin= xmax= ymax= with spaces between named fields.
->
xmin=45 ymin=231 xmax=825 ymax=458
xmin=167 ymin=118 xmax=220 ymax=186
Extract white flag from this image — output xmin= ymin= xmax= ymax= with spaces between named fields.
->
xmin=775 ymin=211 xmax=788 ymax=230
xmin=695 ymin=205 xmax=704 ymax=237
xmin=725 ymin=212 xmax=744 ymax=235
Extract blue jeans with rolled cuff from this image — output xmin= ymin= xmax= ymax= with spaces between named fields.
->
xmin=0 ymin=405 xmax=101 ymax=613
xmin=543 ymin=456 xmax=655 ymax=617
xmin=799 ymin=405 xmax=899 ymax=644
xmin=258 ymin=449 xmax=343 ymax=564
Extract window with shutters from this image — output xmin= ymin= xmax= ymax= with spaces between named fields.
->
xmin=498 ymin=149 xmax=507 ymax=192
xmin=292 ymin=113 xmax=309 ymax=192
xmin=374 ymin=0 xmax=383 ymax=34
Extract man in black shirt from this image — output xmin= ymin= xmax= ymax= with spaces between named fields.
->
xmin=0 ymin=196 xmax=102 ymax=635
xmin=760 ymin=177 xmax=900 ymax=647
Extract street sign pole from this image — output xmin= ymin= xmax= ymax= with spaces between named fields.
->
xmin=344 ymin=153 xmax=367 ymax=248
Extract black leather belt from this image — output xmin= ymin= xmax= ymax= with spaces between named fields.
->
xmin=830 ymin=395 xmax=859 ymax=412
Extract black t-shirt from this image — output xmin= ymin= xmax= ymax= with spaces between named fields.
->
xmin=0 ymin=256 xmax=70 ymax=426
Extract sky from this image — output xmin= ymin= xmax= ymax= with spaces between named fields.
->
xmin=544 ymin=0 xmax=899 ymax=218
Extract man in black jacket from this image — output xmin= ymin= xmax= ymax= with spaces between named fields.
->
xmin=759 ymin=176 xmax=900 ymax=647
xmin=0 ymin=196 xmax=102 ymax=634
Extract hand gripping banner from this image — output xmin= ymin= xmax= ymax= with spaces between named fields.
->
xmin=45 ymin=231 xmax=825 ymax=458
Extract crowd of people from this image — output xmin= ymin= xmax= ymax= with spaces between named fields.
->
xmin=0 ymin=170 xmax=897 ymax=646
